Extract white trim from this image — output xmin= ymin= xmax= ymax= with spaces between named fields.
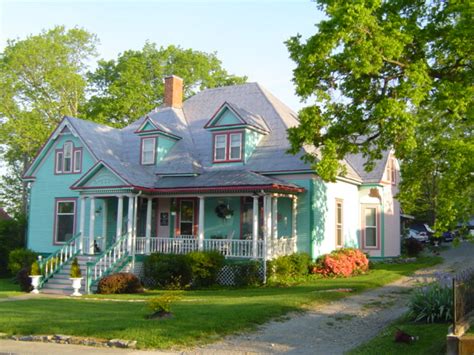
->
xmin=73 ymin=150 xmax=82 ymax=173
xmin=54 ymin=199 xmax=77 ymax=244
xmin=137 ymin=117 xmax=158 ymax=132
xmin=214 ymin=134 xmax=227 ymax=161
xmin=72 ymin=161 xmax=130 ymax=189
xmin=229 ymin=132 xmax=243 ymax=160
xmin=141 ymin=137 xmax=156 ymax=165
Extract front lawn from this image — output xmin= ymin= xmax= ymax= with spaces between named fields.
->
xmin=0 ymin=278 xmax=22 ymax=298
xmin=0 ymin=256 xmax=442 ymax=349
xmin=348 ymin=316 xmax=449 ymax=355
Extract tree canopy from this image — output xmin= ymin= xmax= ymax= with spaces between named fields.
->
xmin=84 ymin=43 xmax=247 ymax=126
xmin=286 ymin=1 xmax=473 ymax=231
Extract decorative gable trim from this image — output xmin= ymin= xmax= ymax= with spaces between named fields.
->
xmin=71 ymin=160 xmax=130 ymax=190
xmin=23 ymin=117 xmax=97 ymax=178
xmin=204 ymin=102 xmax=270 ymax=134
xmin=134 ymin=116 xmax=182 ymax=140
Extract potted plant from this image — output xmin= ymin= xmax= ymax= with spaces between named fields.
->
xmin=69 ymin=257 xmax=83 ymax=296
xmin=29 ymin=260 xmax=42 ymax=294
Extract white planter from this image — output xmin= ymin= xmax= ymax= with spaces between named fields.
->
xmin=70 ymin=277 xmax=83 ymax=297
xmin=29 ymin=275 xmax=42 ymax=294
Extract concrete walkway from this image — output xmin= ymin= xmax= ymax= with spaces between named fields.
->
xmin=1 ymin=242 xmax=472 ymax=355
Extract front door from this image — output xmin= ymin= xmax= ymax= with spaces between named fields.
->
xmin=179 ymin=200 xmax=195 ymax=236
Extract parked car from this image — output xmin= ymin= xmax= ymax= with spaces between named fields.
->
xmin=411 ymin=223 xmax=442 ymax=245
xmin=442 ymin=231 xmax=454 ymax=242
xmin=406 ymin=229 xmax=429 ymax=243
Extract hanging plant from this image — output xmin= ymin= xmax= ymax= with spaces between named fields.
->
xmin=215 ymin=204 xmax=234 ymax=219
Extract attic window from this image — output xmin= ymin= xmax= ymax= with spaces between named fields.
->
xmin=141 ymin=137 xmax=156 ymax=165
xmin=213 ymin=132 xmax=243 ymax=163
xmin=386 ymin=158 xmax=396 ymax=184
xmin=55 ymin=141 xmax=82 ymax=175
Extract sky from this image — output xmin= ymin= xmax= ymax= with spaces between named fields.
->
xmin=0 ymin=0 xmax=323 ymax=111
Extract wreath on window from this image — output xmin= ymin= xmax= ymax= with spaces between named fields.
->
xmin=215 ymin=204 xmax=234 ymax=219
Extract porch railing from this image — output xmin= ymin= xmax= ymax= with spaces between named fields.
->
xmin=270 ymin=237 xmax=297 ymax=258
xmin=86 ymin=233 xmax=129 ymax=294
xmin=38 ymin=232 xmax=82 ymax=288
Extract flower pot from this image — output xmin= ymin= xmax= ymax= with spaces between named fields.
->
xmin=70 ymin=277 xmax=83 ymax=297
xmin=29 ymin=275 xmax=42 ymax=294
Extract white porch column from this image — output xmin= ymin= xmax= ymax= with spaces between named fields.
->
xmin=263 ymin=195 xmax=272 ymax=259
xmin=132 ymin=196 xmax=138 ymax=270
xmin=292 ymin=196 xmax=298 ymax=253
xmin=116 ymin=195 xmax=124 ymax=238
xmin=252 ymin=196 xmax=259 ymax=259
xmin=198 ymin=196 xmax=205 ymax=251
xmin=272 ymin=196 xmax=278 ymax=240
xmin=127 ymin=195 xmax=134 ymax=253
xmin=79 ymin=196 xmax=86 ymax=253
xmin=88 ymin=197 xmax=96 ymax=254
xmin=102 ymin=199 xmax=108 ymax=251
xmin=145 ymin=197 xmax=153 ymax=255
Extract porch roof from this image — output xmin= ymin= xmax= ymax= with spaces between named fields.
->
xmin=148 ymin=170 xmax=304 ymax=194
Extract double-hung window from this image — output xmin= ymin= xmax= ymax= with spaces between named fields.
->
xmin=214 ymin=135 xmax=227 ymax=161
xmin=364 ymin=207 xmax=378 ymax=248
xmin=141 ymin=137 xmax=156 ymax=165
xmin=63 ymin=142 xmax=73 ymax=173
xmin=55 ymin=199 xmax=76 ymax=243
xmin=335 ymin=199 xmax=343 ymax=247
xmin=229 ymin=133 xmax=242 ymax=160
xmin=213 ymin=132 xmax=242 ymax=162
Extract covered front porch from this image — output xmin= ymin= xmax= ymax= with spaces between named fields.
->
xmin=77 ymin=192 xmax=299 ymax=260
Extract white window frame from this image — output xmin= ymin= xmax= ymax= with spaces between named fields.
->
xmin=54 ymin=199 xmax=76 ymax=244
xmin=63 ymin=142 xmax=73 ymax=173
xmin=73 ymin=149 xmax=82 ymax=173
xmin=141 ymin=137 xmax=156 ymax=165
xmin=229 ymin=133 xmax=242 ymax=161
xmin=335 ymin=199 xmax=343 ymax=248
xmin=214 ymin=134 xmax=227 ymax=162
xmin=55 ymin=151 xmax=64 ymax=174
xmin=363 ymin=206 xmax=378 ymax=248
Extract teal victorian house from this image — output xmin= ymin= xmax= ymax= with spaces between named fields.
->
xmin=23 ymin=76 xmax=401 ymax=293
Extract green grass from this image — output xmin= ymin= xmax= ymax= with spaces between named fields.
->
xmin=0 ymin=256 xmax=442 ymax=349
xmin=348 ymin=316 xmax=449 ymax=355
xmin=0 ymin=278 xmax=22 ymax=298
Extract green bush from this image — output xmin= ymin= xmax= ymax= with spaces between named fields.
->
xmin=8 ymin=248 xmax=38 ymax=275
xmin=97 ymin=272 xmax=144 ymax=294
xmin=267 ymin=253 xmax=312 ymax=282
xmin=147 ymin=292 xmax=182 ymax=315
xmin=187 ymin=250 xmax=224 ymax=288
xmin=144 ymin=253 xmax=193 ymax=289
xmin=30 ymin=261 xmax=41 ymax=276
xmin=409 ymin=283 xmax=453 ymax=323
xmin=232 ymin=260 xmax=261 ymax=287
xmin=70 ymin=257 xmax=82 ymax=278
xmin=0 ymin=217 xmax=26 ymax=277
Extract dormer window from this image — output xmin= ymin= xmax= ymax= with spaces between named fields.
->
xmin=55 ymin=141 xmax=82 ymax=174
xmin=213 ymin=132 xmax=242 ymax=163
xmin=141 ymin=137 xmax=156 ymax=165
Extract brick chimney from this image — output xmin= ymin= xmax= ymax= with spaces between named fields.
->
xmin=164 ymin=75 xmax=183 ymax=108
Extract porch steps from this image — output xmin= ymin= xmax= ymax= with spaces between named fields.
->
xmin=40 ymin=255 xmax=131 ymax=295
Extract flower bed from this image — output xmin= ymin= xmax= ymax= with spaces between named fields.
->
xmin=311 ymin=248 xmax=369 ymax=277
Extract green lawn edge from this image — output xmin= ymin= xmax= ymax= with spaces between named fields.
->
xmin=0 ymin=256 xmax=443 ymax=349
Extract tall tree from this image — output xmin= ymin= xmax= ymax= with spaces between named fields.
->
xmin=84 ymin=42 xmax=247 ymax=126
xmin=0 ymin=26 xmax=98 ymax=215
xmin=285 ymin=0 xmax=473 ymax=232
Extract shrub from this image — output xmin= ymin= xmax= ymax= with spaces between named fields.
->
xmin=187 ymin=250 xmax=224 ymax=288
xmin=409 ymin=283 xmax=453 ymax=323
xmin=16 ymin=267 xmax=32 ymax=292
xmin=267 ymin=253 xmax=312 ymax=281
xmin=144 ymin=253 xmax=192 ymax=289
xmin=404 ymin=238 xmax=424 ymax=257
xmin=70 ymin=257 xmax=82 ymax=278
xmin=311 ymin=248 xmax=369 ymax=277
xmin=232 ymin=260 xmax=261 ymax=287
xmin=8 ymin=248 xmax=38 ymax=275
xmin=97 ymin=272 xmax=144 ymax=294
xmin=30 ymin=261 xmax=41 ymax=276
xmin=147 ymin=292 xmax=181 ymax=315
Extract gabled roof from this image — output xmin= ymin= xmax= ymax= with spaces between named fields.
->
xmin=134 ymin=115 xmax=182 ymax=140
xmin=204 ymin=101 xmax=270 ymax=133
xmin=345 ymin=151 xmax=391 ymax=183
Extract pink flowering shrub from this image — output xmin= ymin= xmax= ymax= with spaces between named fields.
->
xmin=311 ymin=248 xmax=369 ymax=277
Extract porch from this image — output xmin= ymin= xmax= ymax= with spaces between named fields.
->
xmin=77 ymin=193 xmax=299 ymax=260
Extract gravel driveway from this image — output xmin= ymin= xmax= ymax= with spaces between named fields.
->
xmin=188 ymin=241 xmax=474 ymax=355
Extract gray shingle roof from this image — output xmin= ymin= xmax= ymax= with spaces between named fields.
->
xmin=58 ymin=82 xmax=390 ymax=188
xmin=345 ymin=152 xmax=390 ymax=183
